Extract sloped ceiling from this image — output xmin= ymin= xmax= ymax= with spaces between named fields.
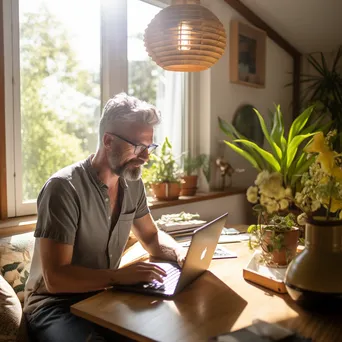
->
xmin=240 ymin=0 xmax=342 ymax=54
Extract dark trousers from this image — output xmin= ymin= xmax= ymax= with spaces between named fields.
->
xmin=26 ymin=298 xmax=135 ymax=342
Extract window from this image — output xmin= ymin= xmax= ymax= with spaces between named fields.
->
xmin=127 ymin=0 xmax=186 ymax=157
xmin=3 ymin=0 xmax=187 ymax=217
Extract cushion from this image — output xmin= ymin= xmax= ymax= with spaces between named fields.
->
xmin=0 ymin=233 xmax=35 ymax=302
xmin=0 ymin=275 xmax=22 ymax=341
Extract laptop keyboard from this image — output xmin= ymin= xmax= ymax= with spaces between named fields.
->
xmin=143 ymin=264 xmax=181 ymax=292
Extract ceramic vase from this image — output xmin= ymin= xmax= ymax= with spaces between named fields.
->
xmin=285 ymin=219 xmax=342 ymax=309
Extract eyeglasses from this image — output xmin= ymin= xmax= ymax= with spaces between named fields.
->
xmin=106 ymin=132 xmax=158 ymax=155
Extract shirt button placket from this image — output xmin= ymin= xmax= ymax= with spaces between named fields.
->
xmin=108 ymin=253 xmax=113 ymax=268
xmin=106 ymin=197 xmax=111 ymax=222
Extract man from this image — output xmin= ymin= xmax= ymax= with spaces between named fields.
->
xmin=24 ymin=93 xmax=185 ymax=341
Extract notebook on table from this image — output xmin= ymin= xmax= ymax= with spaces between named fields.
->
xmin=113 ymin=212 xmax=228 ymax=297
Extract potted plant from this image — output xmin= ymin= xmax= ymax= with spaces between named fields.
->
xmin=288 ymin=46 xmax=342 ymax=151
xmin=218 ymin=104 xmax=329 ymax=192
xmin=180 ymin=153 xmax=209 ymax=196
xmin=142 ymin=137 xmax=182 ymax=201
xmin=246 ymin=171 xmax=299 ymax=266
xmin=218 ymin=105 xmax=328 ymax=266
xmin=285 ymin=130 xmax=342 ymax=308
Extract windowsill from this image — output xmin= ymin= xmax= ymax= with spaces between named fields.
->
xmin=0 ymin=215 xmax=37 ymax=237
xmin=0 ymin=187 xmax=246 ymax=237
xmin=147 ymin=187 xmax=246 ymax=209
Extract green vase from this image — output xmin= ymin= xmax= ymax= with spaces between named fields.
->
xmin=284 ymin=219 xmax=342 ymax=309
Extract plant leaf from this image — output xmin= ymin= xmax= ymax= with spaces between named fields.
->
xmin=307 ymin=53 xmax=324 ymax=75
xmin=223 ymin=141 xmax=262 ymax=171
xmin=219 ymin=116 xmax=268 ymax=169
xmin=320 ymin=52 xmax=328 ymax=75
xmin=288 ymin=105 xmax=314 ymax=142
xmin=286 ymin=133 xmax=316 ymax=169
xmin=270 ymin=105 xmax=284 ymax=158
xmin=310 ymin=82 xmax=326 ymax=102
xmin=290 ymin=155 xmax=315 ymax=186
xmin=234 ymin=139 xmax=281 ymax=172
xmin=253 ymin=109 xmax=282 ymax=160
xmin=332 ymin=46 xmax=342 ymax=72
xmin=300 ymin=114 xmax=326 ymax=135
xmin=218 ymin=116 xmax=240 ymax=139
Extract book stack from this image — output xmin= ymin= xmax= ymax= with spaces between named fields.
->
xmin=155 ymin=212 xmax=207 ymax=237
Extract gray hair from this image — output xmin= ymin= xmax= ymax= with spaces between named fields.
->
xmin=98 ymin=92 xmax=161 ymax=147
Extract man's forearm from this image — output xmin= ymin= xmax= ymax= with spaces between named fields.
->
xmin=44 ymin=264 xmax=114 ymax=294
xmin=145 ymin=230 xmax=181 ymax=261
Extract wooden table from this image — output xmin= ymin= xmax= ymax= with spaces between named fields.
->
xmin=71 ymin=239 xmax=342 ymax=342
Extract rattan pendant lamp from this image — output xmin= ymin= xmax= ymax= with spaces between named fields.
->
xmin=144 ymin=0 xmax=226 ymax=72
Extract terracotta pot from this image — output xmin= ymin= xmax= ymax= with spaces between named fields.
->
xmin=261 ymin=227 xmax=300 ymax=266
xmin=180 ymin=175 xmax=198 ymax=196
xmin=151 ymin=182 xmax=181 ymax=201
xmin=285 ymin=219 xmax=342 ymax=309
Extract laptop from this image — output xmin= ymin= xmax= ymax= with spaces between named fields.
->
xmin=114 ymin=212 xmax=228 ymax=297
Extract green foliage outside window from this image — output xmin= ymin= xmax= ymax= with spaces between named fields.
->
xmin=20 ymin=5 xmax=158 ymax=201
xmin=20 ymin=6 xmax=98 ymax=200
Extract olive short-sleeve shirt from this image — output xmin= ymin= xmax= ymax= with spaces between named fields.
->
xmin=24 ymin=156 xmax=150 ymax=314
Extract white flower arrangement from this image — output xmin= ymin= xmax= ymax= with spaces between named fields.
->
xmin=247 ymin=170 xmax=293 ymax=215
xmin=246 ymin=170 xmax=299 ymax=265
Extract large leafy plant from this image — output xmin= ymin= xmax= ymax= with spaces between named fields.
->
xmin=289 ymin=46 xmax=342 ymax=150
xmin=142 ymin=137 xmax=181 ymax=186
xmin=218 ymin=105 xmax=327 ymax=190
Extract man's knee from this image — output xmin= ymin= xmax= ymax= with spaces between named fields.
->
xmin=26 ymin=305 xmax=106 ymax=342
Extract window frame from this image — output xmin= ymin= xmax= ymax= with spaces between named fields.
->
xmin=3 ymin=0 xmax=188 ymax=218
xmin=4 ymin=0 xmax=18 ymax=217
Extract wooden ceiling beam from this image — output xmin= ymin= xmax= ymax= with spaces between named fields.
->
xmin=223 ymin=0 xmax=301 ymax=58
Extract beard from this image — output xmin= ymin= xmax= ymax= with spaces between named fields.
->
xmin=108 ymin=150 xmax=143 ymax=181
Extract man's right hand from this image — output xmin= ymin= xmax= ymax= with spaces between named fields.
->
xmin=110 ymin=262 xmax=167 ymax=285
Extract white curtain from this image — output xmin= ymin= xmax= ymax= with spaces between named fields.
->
xmin=155 ymin=71 xmax=184 ymax=161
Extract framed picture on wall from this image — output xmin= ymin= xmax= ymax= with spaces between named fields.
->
xmin=229 ymin=20 xmax=266 ymax=88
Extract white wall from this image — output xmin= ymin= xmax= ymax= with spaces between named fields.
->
xmin=193 ymin=0 xmax=293 ymax=190
xmin=149 ymin=0 xmax=293 ymax=225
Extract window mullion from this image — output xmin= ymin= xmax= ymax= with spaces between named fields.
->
xmin=3 ymin=0 xmax=17 ymax=217
xmin=101 ymin=0 xmax=128 ymax=104
xmin=187 ymin=72 xmax=199 ymax=157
